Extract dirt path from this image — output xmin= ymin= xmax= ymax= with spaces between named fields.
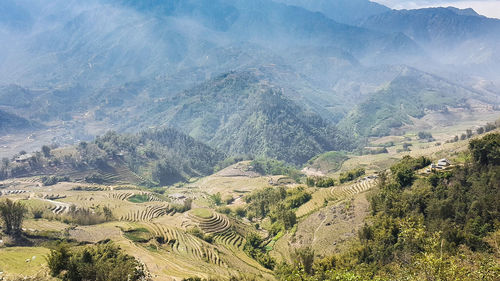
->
xmin=312 ymin=213 xmax=328 ymax=244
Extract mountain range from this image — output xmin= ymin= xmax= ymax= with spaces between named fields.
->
xmin=0 ymin=0 xmax=499 ymax=165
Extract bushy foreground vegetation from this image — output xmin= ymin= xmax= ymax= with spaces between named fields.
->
xmin=277 ymin=133 xmax=500 ymax=280
xmin=0 ymin=198 xmax=26 ymax=237
xmin=47 ymin=242 xmax=150 ymax=281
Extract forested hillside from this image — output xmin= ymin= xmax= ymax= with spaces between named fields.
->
xmin=339 ymin=68 xmax=494 ymax=137
xmin=277 ymin=133 xmax=500 ymax=280
xmin=137 ymin=72 xmax=352 ymax=165
xmin=0 ymin=128 xmax=224 ymax=185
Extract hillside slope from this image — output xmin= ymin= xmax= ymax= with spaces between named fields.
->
xmin=135 ymin=72 xmax=352 ymax=165
xmin=0 ymin=109 xmax=40 ymax=133
xmin=339 ymin=68 xmax=499 ymax=137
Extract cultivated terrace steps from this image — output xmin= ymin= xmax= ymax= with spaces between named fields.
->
xmin=188 ymin=212 xmax=231 ymax=234
xmin=188 ymin=212 xmax=245 ymax=250
xmin=49 ymin=205 xmax=68 ymax=214
xmin=107 ymin=191 xmax=165 ymax=202
xmin=120 ymin=205 xmax=175 ymax=222
xmin=146 ymin=223 xmax=226 ymax=267
xmin=297 ymin=177 xmax=378 ymax=217
xmin=330 ymin=178 xmax=376 ymax=199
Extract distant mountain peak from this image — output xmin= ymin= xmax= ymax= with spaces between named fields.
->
xmin=446 ymin=6 xmax=482 ymax=17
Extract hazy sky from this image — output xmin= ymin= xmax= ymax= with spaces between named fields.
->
xmin=373 ymin=0 xmax=500 ymax=19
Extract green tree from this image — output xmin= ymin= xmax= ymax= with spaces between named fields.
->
xmin=41 ymin=145 xmax=51 ymax=158
xmin=210 ymin=192 xmax=222 ymax=206
xmin=0 ymin=198 xmax=27 ymax=236
xmin=292 ymin=247 xmax=315 ymax=275
xmin=469 ymin=133 xmax=500 ymax=166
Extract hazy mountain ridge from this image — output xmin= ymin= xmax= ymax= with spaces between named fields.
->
xmin=0 ymin=109 xmax=40 ymax=133
xmin=339 ymin=67 xmax=494 ymax=137
xmin=0 ymin=0 xmax=498 ymax=163
xmin=360 ymin=7 xmax=500 ymax=44
xmin=273 ymin=0 xmax=390 ymax=25
xmin=359 ymin=6 xmax=500 ymax=78
xmin=0 ymin=0 xmax=420 ymax=88
xmin=134 ymin=71 xmax=352 ymax=165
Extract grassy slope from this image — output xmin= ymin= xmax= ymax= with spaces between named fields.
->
xmin=0 ymin=247 xmax=51 ymax=277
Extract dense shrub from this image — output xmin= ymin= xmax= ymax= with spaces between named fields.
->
xmin=277 ymin=134 xmax=500 ymax=280
xmin=243 ymin=233 xmax=275 ymax=269
xmin=47 ymin=243 xmax=149 ymax=281
xmin=41 ymin=175 xmax=69 ymax=186
xmin=339 ymin=168 xmax=365 ymax=184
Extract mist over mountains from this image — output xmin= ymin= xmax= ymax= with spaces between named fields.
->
xmin=1 ymin=0 xmax=499 ymax=164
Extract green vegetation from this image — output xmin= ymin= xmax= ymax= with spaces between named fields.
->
xmin=339 ymin=71 xmax=483 ymax=137
xmin=244 ymin=186 xmax=310 ymax=234
xmin=339 ymin=168 xmax=365 ymax=184
xmin=389 ymin=155 xmax=430 ymax=187
xmin=244 ymin=232 xmax=276 ymax=269
xmin=250 ymin=158 xmax=302 ymax=182
xmin=94 ymin=129 xmax=225 ymax=185
xmin=41 ymin=175 xmax=69 ymax=186
xmin=0 ymin=128 xmax=225 ymax=185
xmin=187 ymin=227 xmax=214 ymax=243
xmin=127 ymin=194 xmax=150 ymax=203
xmin=306 ymin=176 xmax=335 ymax=187
xmin=0 ymin=198 xmax=27 ymax=237
xmin=47 ymin=243 xmax=149 ymax=281
xmin=0 ymin=109 xmax=39 ymax=133
xmin=209 ymin=192 xmax=223 ymax=206
xmin=84 ymin=173 xmax=105 ymax=184
xmin=417 ymin=131 xmax=434 ymax=140
xmin=276 ymin=133 xmax=500 ymax=280
xmin=123 ymin=228 xmax=152 ymax=243
xmin=147 ymin=73 xmax=352 ymax=165
xmin=190 ymin=208 xmax=213 ymax=219
xmin=307 ymin=151 xmax=349 ymax=174
xmin=0 ymin=247 xmax=51 ymax=277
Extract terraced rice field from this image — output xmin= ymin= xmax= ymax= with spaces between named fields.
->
xmin=120 ymin=205 xmax=174 ymax=221
xmin=213 ymin=230 xmax=244 ymax=249
xmin=189 ymin=212 xmax=231 ymax=234
xmin=49 ymin=204 xmax=68 ymax=214
xmin=107 ymin=191 xmax=165 ymax=202
xmin=330 ymin=179 xmax=376 ymax=198
xmin=107 ymin=192 xmax=135 ymax=201
xmin=188 ymin=211 xmax=245 ymax=250
xmin=296 ymin=178 xmax=377 ymax=217
xmin=0 ymin=190 xmax=29 ymax=196
xmin=146 ymin=223 xmax=225 ymax=267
